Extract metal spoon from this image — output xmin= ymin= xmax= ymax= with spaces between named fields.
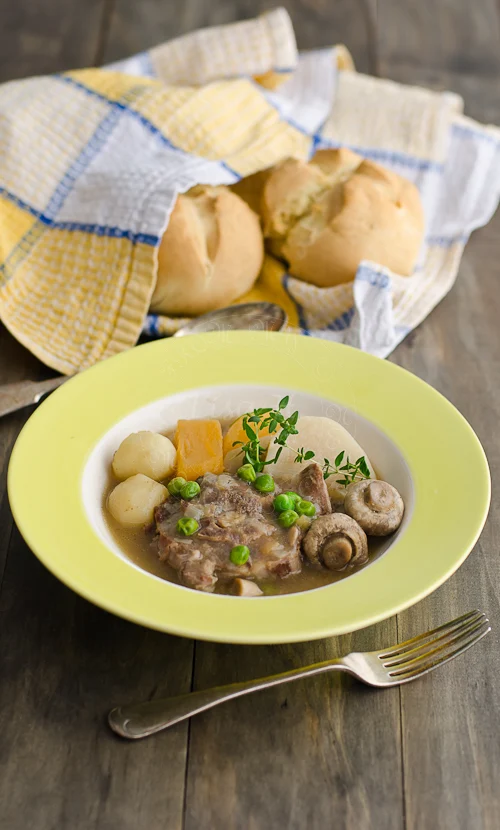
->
xmin=174 ymin=302 xmax=287 ymax=337
xmin=0 ymin=303 xmax=287 ymax=418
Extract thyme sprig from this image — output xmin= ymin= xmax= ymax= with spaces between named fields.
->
xmin=232 ymin=397 xmax=370 ymax=488
xmin=322 ymin=451 xmax=371 ymax=487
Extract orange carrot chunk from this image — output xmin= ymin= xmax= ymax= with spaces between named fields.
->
xmin=175 ymin=419 xmax=224 ymax=480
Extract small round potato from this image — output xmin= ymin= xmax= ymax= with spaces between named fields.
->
xmin=107 ymin=474 xmax=168 ymax=527
xmin=112 ymin=431 xmax=176 ymax=481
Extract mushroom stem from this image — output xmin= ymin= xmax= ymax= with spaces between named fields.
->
xmin=233 ymin=578 xmax=263 ymax=597
xmin=302 ymin=513 xmax=368 ymax=571
xmin=322 ymin=534 xmax=353 ymax=569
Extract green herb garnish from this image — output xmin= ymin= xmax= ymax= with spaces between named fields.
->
xmin=232 ymin=395 xmax=301 ymax=473
xmin=232 ymin=396 xmax=370 ymax=489
xmin=322 ymin=452 xmax=371 ymax=487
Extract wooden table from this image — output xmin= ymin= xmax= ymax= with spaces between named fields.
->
xmin=1 ymin=3 xmax=499 ymax=828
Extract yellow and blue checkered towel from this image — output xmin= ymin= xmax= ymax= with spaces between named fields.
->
xmin=0 ymin=8 xmax=499 ymax=374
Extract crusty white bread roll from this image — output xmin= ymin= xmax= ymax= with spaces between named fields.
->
xmin=150 ymin=185 xmax=264 ymax=316
xmin=260 ymin=148 xmax=424 ymax=287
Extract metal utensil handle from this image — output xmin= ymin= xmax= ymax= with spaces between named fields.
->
xmin=0 ymin=376 xmax=67 ymax=418
xmin=108 ymin=659 xmax=344 ymax=739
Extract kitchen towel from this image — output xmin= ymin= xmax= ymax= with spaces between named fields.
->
xmin=0 ymin=7 xmax=499 ymax=373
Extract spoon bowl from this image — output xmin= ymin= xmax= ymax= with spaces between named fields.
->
xmin=174 ymin=302 xmax=287 ymax=337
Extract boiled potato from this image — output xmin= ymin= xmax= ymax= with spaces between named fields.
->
xmin=107 ymin=474 xmax=168 ymax=526
xmin=112 ymin=431 xmax=176 ymax=481
xmin=265 ymin=416 xmax=374 ymax=502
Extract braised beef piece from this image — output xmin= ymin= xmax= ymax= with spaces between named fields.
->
xmin=198 ymin=475 xmax=263 ymax=515
xmin=153 ymin=473 xmax=301 ymax=593
xmin=297 ymin=463 xmax=332 ymax=515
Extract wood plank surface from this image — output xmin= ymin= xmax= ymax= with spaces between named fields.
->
xmin=0 ymin=339 xmax=194 ymax=830
xmin=0 ymin=3 xmax=194 ymax=828
xmin=0 ymin=0 xmax=108 ymax=81
xmin=0 ymin=526 xmax=193 ymax=830
xmin=388 ymin=222 xmax=500 ymax=830
xmin=378 ymin=3 xmax=500 ymax=829
xmin=103 ymin=0 xmax=378 ymax=74
xmin=378 ymin=0 xmax=500 ymax=77
xmin=184 ymin=626 xmax=403 ymax=830
xmin=0 ymin=1 xmax=499 ymax=829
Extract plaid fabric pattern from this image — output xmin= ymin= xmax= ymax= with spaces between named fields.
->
xmin=0 ymin=8 xmax=499 ymax=373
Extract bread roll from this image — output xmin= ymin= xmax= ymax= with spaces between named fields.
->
xmin=260 ymin=148 xmax=424 ymax=287
xmin=150 ymin=185 xmax=264 ymax=316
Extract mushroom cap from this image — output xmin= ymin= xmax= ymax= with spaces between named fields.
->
xmin=302 ymin=513 xmax=368 ymax=571
xmin=344 ymin=479 xmax=404 ymax=536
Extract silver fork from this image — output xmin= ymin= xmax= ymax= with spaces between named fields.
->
xmin=108 ymin=609 xmax=490 ymax=740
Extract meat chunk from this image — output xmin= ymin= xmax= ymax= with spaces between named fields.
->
xmin=198 ymin=473 xmax=263 ymax=516
xmin=156 ymin=536 xmax=218 ymax=591
xmin=153 ymin=473 xmax=301 ymax=592
xmin=266 ymin=526 xmax=302 ymax=578
xmin=297 ymin=463 xmax=332 ymax=515
xmin=198 ymin=514 xmax=275 ymax=544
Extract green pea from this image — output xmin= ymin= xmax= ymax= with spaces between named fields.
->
xmin=273 ymin=493 xmax=294 ymax=513
xmin=180 ymin=481 xmax=201 ymax=500
xmin=237 ymin=464 xmax=257 ymax=483
xmin=284 ymin=491 xmax=301 ymax=506
xmin=230 ymin=545 xmax=250 ymax=566
xmin=296 ymin=499 xmax=316 ymax=517
xmin=278 ymin=509 xmax=299 ymax=528
xmin=254 ymin=474 xmax=275 ymax=493
xmin=176 ymin=517 xmax=199 ymax=536
xmin=168 ymin=476 xmax=187 ymax=496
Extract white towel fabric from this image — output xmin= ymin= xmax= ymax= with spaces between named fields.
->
xmin=110 ymin=12 xmax=500 ymax=356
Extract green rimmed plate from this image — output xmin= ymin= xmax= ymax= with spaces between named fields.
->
xmin=8 ymin=333 xmax=490 ymax=644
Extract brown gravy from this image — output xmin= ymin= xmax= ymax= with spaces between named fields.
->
xmin=105 ymin=513 xmax=358 ymax=594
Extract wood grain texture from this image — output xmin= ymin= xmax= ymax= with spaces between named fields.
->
xmin=377 ymin=0 xmax=500 ymax=77
xmin=0 ymin=527 xmax=193 ymax=830
xmin=387 ymin=223 xmax=500 ymax=830
xmin=1 ymin=1 xmax=500 ymax=829
xmin=104 ymin=0 xmax=378 ymax=74
xmin=0 ymin=0 xmax=108 ymax=82
xmin=0 ymin=328 xmax=52 ymax=590
xmin=184 ymin=627 xmax=403 ymax=830
xmin=379 ymin=3 xmax=500 ymax=828
xmin=0 ymin=1 xmax=194 ymax=826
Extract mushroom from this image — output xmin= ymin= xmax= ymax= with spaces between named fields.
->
xmin=344 ymin=480 xmax=404 ymax=536
xmin=302 ymin=514 xmax=368 ymax=571
xmin=232 ymin=578 xmax=263 ymax=597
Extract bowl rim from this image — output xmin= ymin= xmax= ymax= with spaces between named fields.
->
xmin=8 ymin=332 xmax=491 ymax=644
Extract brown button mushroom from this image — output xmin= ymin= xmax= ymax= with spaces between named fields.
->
xmin=232 ymin=578 xmax=263 ymax=597
xmin=302 ymin=514 xmax=368 ymax=571
xmin=344 ymin=479 xmax=404 ymax=536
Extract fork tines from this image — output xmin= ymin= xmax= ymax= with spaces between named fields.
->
xmin=378 ymin=610 xmax=490 ymax=680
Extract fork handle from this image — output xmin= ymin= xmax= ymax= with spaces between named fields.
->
xmin=108 ymin=659 xmax=345 ymax=739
